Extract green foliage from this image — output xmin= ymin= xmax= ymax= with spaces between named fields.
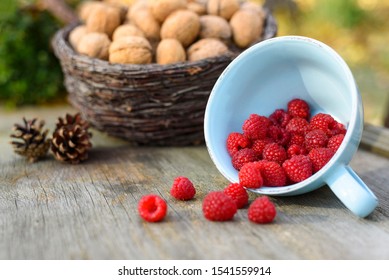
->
xmin=315 ymin=0 xmax=367 ymax=29
xmin=0 ymin=8 xmax=65 ymax=107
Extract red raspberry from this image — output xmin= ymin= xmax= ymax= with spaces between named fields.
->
xmin=138 ymin=194 xmax=167 ymax=222
xmin=327 ymin=134 xmax=345 ymax=152
xmin=226 ymin=132 xmax=251 ymax=156
xmin=231 ymin=148 xmax=258 ymax=170
xmin=248 ymin=196 xmax=277 ymax=224
xmin=309 ymin=113 xmax=337 ymax=136
xmin=288 ymin=132 xmax=305 ymax=147
xmin=287 ymin=144 xmax=307 ymax=159
xmin=223 ymin=183 xmax=249 ymax=209
xmin=282 ymin=155 xmax=313 ymax=183
xmin=304 ymin=129 xmax=328 ymax=151
xmin=238 ymin=162 xmax=263 ymax=189
xmin=269 ymin=109 xmax=292 ymax=128
xmin=202 ymin=191 xmax=237 ymax=221
xmin=267 ymin=125 xmax=291 ymax=147
xmin=170 ymin=176 xmax=196 ymax=200
xmin=251 ymin=138 xmax=272 ymax=158
xmin=286 ymin=117 xmax=309 ymax=135
xmin=287 ymin=98 xmax=310 ymax=119
xmin=332 ymin=121 xmax=347 ymax=135
xmin=257 ymin=160 xmax=287 ymax=186
xmin=262 ymin=143 xmax=287 ymax=165
xmin=308 ymin=147 xmax=334 ymax=173
xmin=242 ymin=114 xmax=271 ymax=140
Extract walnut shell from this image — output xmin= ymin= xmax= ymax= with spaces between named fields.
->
xmin=156 ymin=38 xmax=186 ymax=64
xmin=77 ymin=32 xmax=111 ymax=60
xmin=112 ymin=24 xmax=145 ymax=41
xmin=187 ymin=38 xmax=229 ymax=61
xmin=230 ymin=9 xmax=263 ymax=48
xmin=150 ymin=0 xmax=187 ymax=23
xmin=130 ymin=8 xmax=161 ymax=41
xmin=240 ymin=1 xmax=266 ymax=19
xmin=199 ymin=15 xmax=231 ymax=42
xmin=86 ymin=5 xmax=122 ymax=38
xmin=207 ymin=0 xmax=239 ymax=20
xmin=187 ymin=2 xmax=207 ymax=15
xmin=160 ymin=9 xmax=200 ymax=47
xmin=69 ymin=25 xmax=88 ymax=50
xmin=77 ymin=1 xmax=105 ymax=22
xmin=109 ymin=36 xmax=152 ymax=64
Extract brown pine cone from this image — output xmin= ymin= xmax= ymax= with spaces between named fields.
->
xmin=10 ymin=117 xmax=51 ymax=163
xmin=51 ymin=113 xmax=92 ymax=164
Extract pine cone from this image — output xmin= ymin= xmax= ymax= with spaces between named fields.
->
xmin=10 ymin=117 xmax=51 ymax=163
xmin=51 ymin=113 xmax=92 ymax=164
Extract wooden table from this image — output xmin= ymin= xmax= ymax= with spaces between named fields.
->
xmin=1 ymin=105 xmax=389 ymax=260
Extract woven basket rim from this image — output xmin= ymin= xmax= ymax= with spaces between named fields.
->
xmin=52 ymin=9 xmax=278 ymax=74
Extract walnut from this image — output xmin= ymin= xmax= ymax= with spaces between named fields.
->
xmin=130 ymin=8 xmax=161 ymax=41
xmin=69 ymin=25 xmax=88 ymax=50
xmin=86 ymin=4 xmax=122 ymax=38
xmin=77 ymin=1 xmax=105 ymax=22
xmin=112 ymin=24 xmax=145 ymax=41
xmin=156 ymin=39 xmax=186 ymax=64
xmin=150 ymin=0 xmax=187 ymax=23
xmin=109 ymin=36 xmax=152 ymax=64
xmin=230 ymin=9 xmax=263 ymax=48
xmin=187 ymin=2 xmax=207 ymax=15
xmin=240 ymin=1 xmax=266 ymax=20
xmin=77 ymin=32 xmax=111 ymax=60
xmin=160 ymin=9 xmax=200 ymax=47
xmin=199 ymin=15 xmax=231 ymax=42
xmin=126 ymin=0 xmax=149 ymax=22
xmin=187 ymin=38 xmax=229 ymax=61
xmin=207 ymin=0 xmax=239 ymax=20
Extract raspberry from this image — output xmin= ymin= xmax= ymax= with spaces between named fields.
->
xmin=231 ymin=148 xmax=258 ymax=170
xmin=267 ymin=125 xmax=291 ymax=147
xmin=223 ymin=183 xmax=249 ymax=209
xmin=202 ymin=191 xmax=237 ymax=221
xmin=309 ymin=113 xmax=337 ymax=136
xmin=269 ymin=109 xmax=292 ymax=128
xmin=238 ymin=162 xmax=263 ymax=189
xmin=286 ymin=117 xmax=309 ymax=135
xmin=226 ymin=132 xmax=251 ymax=156
xmin=308 ymin=147 xmax=334 ymax=173
xmin=248 ymin=196 xmax=276 ymax=224
xmin=327 ymin=134 xmax=344 ymax=152
xmin=288 ymin=132 xmax=305 ymax=147
xmin=262 ymin=143 xmax=287 ymax=165
xmin=332 ymin=121 xmax=347 ymax=135
xmin=170 ymin=176 xmax=196 ymax=200
xmin=138 ymin=194 xmax=167 ymax=222
xmin=304 ymin=129 xmax=328 ymax=151
xmin=282 ymin=155 xmax=313 ymax=183
xmin=257 ymin=160 xmax=287 ymax=186
xmin=251 ymin=138 xmax=272 ymax=158
xmin=242 ymin=114 xmax=271 ymax=140
xmin=287 ymin=98 xmax=310 ymax=119
xmin=286 ymin=144 xmax=307 ymax=159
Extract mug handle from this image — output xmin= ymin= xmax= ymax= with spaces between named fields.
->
xmin=325 ymin=165 xmax=378 ymax=218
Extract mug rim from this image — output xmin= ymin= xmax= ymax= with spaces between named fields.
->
xmin=204 ymin=35 xmax=361 ymax=195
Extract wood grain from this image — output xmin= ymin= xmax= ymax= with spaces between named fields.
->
xmin=1 ymin=106 xmax=389 ymax=260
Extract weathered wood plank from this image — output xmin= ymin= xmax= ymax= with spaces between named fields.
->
xmin=1 ymin=106 xmax=389 ymax=260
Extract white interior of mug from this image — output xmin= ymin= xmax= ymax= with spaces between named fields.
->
xmin=204 ymin=36 xmax=361 ymax=195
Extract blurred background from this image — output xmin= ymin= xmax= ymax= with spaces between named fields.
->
xmin=1 ymin=0 xmax=389 ymax=126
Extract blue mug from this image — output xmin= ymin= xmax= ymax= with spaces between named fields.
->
xmin=204 ymin=36 xmax=378 ymax=217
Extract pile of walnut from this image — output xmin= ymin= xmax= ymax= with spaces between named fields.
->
xmin=69 ymin=0 xmax=266 ymax=64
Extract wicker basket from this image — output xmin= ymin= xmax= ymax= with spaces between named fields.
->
xmin=52 ymin=11 xmax=277 ymax=146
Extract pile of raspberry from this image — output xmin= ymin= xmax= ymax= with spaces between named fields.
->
xmin=227 ymin=98 xmax=346 ymax=188
xmin=138 ymin=176 xmax=277 ymax=224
